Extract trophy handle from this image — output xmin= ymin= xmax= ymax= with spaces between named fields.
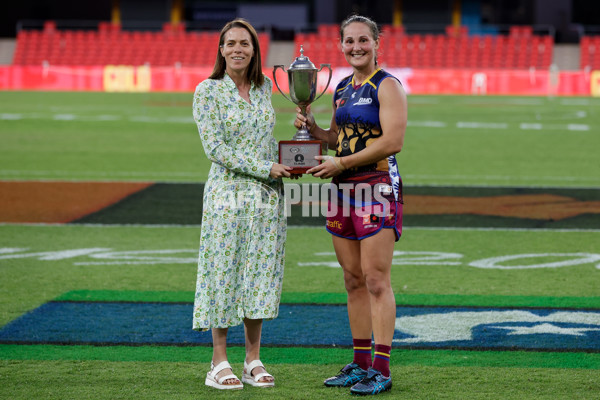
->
xmin=272 ymin=65 xmax=294 ymax=103
xmin=314 ymin=64 xmax=333 ymax=102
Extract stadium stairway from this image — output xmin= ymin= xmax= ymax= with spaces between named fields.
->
xmin=554 ymin=44 xmax=580 ymax=70
xmin=266 ymin=40 xmax=296 ymax=67
xmin=0 ymin=39 xmax=16 ymax=65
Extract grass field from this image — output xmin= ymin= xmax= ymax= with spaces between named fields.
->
xmin=1 ymin=91 xmax=599 ymax=399
xmin=1 ymin=91 xmax=599 ymax=186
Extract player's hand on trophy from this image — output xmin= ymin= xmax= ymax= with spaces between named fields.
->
xmin=294 ymin=105 xmax=316 ymax=133
xmin=270 ymin=163 xmax=293 ymax=179
xmin=306 ymin=156 xmax=345 ymax=179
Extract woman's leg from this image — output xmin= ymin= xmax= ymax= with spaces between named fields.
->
xmin=359 ymin=229 xmax=396 ymax=346
xmin=332 ymin=235 xmax=373 ymax=341
xmin=243 ymin=318 xmax=273 ymax=382
xmin=211 ymin=327 xmax=240 ymax=384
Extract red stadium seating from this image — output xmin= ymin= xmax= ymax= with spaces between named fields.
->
xmin=295 ymin=24 xmax=553 ymax=70
xmin=509 ymin=25 xmax=533 ymax=38
xmin=317 ymin=24 xmax=340 ymax=38
xmin=13 ymin=21 xmax=556 ymax=70
xmin=12 ymin=21 xmax=270 ymax=67
xmin=580 ymin=36 xmax=600 ymax=70
xmin=445 ymin=25 xmax=468 ymax=38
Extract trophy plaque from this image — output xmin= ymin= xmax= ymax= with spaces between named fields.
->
xmin=273 ymin=46 xmax=332 ymax=174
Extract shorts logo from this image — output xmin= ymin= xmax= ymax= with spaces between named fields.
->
xmin=363 ymin=214 xmax=380 ymax=225
xmin=327 ymin=220 xmax=342 ymax=230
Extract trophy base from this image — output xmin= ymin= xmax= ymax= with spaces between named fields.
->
xmin=279 ymin=140 xmax=327 ymax=174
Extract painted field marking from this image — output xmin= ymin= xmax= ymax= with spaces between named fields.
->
xmin=403 ymin=173 xmax=600 ymax=184
xmin=0 ymin=170 xmax=200 ymax=179
xmin=300 ymin=251 xmax=600 ymax=270
xmin=0 ymin=112 xmax=192 ymax=124
xmin=0 ymin=301 xmax=598 ymax=351
xmin=3 ymin=223 xmax=600 ymax=233
xmin=3 ymin=248 xmax=599 ymax=270
xmin=456 ymin=122 xmax=508 ymax=129
xmin=567 ymin=124 xmax=590 ymax=131
xmin=1 ymin=171 xmax=595 ymax=187
xmin=520 ymin=123 xmax=543 ymax=130
xmin=394 ymin=308 xmax=600 ymax=348
xmin=2 ymin=112 xmax=591 ymax=132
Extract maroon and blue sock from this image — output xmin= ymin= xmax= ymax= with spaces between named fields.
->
xmin=372 ymin=344 xmax=391 ymax=377
xmin=352 ymin=338 xmax=372 ymax=371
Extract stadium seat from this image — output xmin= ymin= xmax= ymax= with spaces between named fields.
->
xmin=12 ymin=21 xmax=270 ymax=67
xmin=509 ymin=25 xmax=533 ymax=38
xmin=13 ymin=20 xmax=554 ymax=70
xmin=580 ymin=36 xmax=600 ymax=70
xmin=445 ymin=25 xmax=468 ymax=38
xmin=317 ymin=24 xmax=340 ymax=38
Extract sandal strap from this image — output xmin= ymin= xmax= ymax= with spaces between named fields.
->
xmin=244 ymin=359 xmax=264 ymax=373
xmin=252 ymin=372 xmax=273 ymax=381
xmin=216 ymin=373 xmax=240 ymax=385
xmin=212 ymin=360 xmax=233 ymax=376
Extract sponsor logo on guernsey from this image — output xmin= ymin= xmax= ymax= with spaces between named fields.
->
xmin=354 ymin=97 xmax=373 ymax=106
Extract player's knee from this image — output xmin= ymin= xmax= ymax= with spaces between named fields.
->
xmin=343 ymin=269 xmax=365 ymax=292
xmin=364 ymin=274 xmax=390 ymax=298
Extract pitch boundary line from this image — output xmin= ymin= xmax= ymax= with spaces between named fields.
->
xmin=1 ymin=222 xmax=599 ymax=233
xmin=1 ymin=174 xmax=599 ymax=188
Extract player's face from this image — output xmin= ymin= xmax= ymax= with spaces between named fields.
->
xmin=220 ymin=27 xmax=254 ymax=75
xmin=341 ymin=22 xmax=378 ymax=70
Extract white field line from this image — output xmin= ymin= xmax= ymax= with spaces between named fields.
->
xmin=0 ymin=170 xmax=199 ymax=179
xmin=456 ymin=122 xmax=508 ymax=129
xmin=2 ymin=112 xmax=591 ymax=132
xmin=1 ymin=173 xmax=598 ymax=187
xmin=1 ymin=222 xmax=600 ymax=233
xmin=403 ymin=174 xmax=600 ymax=183
xmin=1 ymin=113 xmax=193 ymax=124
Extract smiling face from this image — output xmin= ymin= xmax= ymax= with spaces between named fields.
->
xmin=341 ymin=22 xmax=379 ymax=71
xmin=220 ymin=27 xmax=254 ymax=76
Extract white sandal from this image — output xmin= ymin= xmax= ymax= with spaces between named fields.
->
xmin=242 ymin=360 xmax=275 ymax=387
xmin=205 ymin=361 xmax=243 ymax=390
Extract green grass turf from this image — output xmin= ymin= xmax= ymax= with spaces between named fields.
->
xmin=1 ymin=90 xmax=600 ymax=399
xmin=1 ymin=224 xmax=599 ymax=327
xmin=53 ymin=289 xmax=600 ymax=309
xmin=1 ymin=360 xmax=599 ymax=399
xmin=1 ymin=92 xmax=599 ymax=186
xmin=3 ymin=345 xmax=600 ymax=369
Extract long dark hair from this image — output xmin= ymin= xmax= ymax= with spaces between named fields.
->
xmin=209 ymin=18 xmax=264 ymax=86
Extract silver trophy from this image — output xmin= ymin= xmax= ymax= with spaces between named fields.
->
xmin=273 ymin=46 xmax=332 ymax=173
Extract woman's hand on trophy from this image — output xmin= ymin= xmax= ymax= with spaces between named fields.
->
xmin=306 ymin=156 xmax=345 ymax=179
xmin=270 ymin=163 xmax=293 ymax=179
xmin=294 ymin=105 xmax=315 ymax=133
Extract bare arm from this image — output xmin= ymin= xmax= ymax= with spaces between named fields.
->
xmin=308 ymin=78 xmax=407 ymax=179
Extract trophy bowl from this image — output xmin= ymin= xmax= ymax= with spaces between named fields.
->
xmin=273 ymin=46 xmax=332 ymax=173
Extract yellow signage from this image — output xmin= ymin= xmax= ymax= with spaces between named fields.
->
xmin=103 ymin=65 xmax=151 ymax=92
xmin=591 ymin=70 xmax=600 ymax=97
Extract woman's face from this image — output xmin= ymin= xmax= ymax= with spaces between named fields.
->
xmin=341 ymin=22 xmax=378 ymax=70
xmin=220 ymin=27 xmax=254 ymax=74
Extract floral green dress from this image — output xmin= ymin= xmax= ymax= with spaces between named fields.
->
xmin=192 ymin=74 xmax=286 ymax=331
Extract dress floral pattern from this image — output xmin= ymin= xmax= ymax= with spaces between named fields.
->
xmin=192 ymin=74 xmax=286 ymax=331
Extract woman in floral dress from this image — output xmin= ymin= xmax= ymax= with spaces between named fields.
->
xmin=192 ymin=18 xmax=292 ymax=390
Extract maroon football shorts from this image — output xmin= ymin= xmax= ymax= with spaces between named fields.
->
xmin=325 ymin=172 xmax=403 ymax=241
